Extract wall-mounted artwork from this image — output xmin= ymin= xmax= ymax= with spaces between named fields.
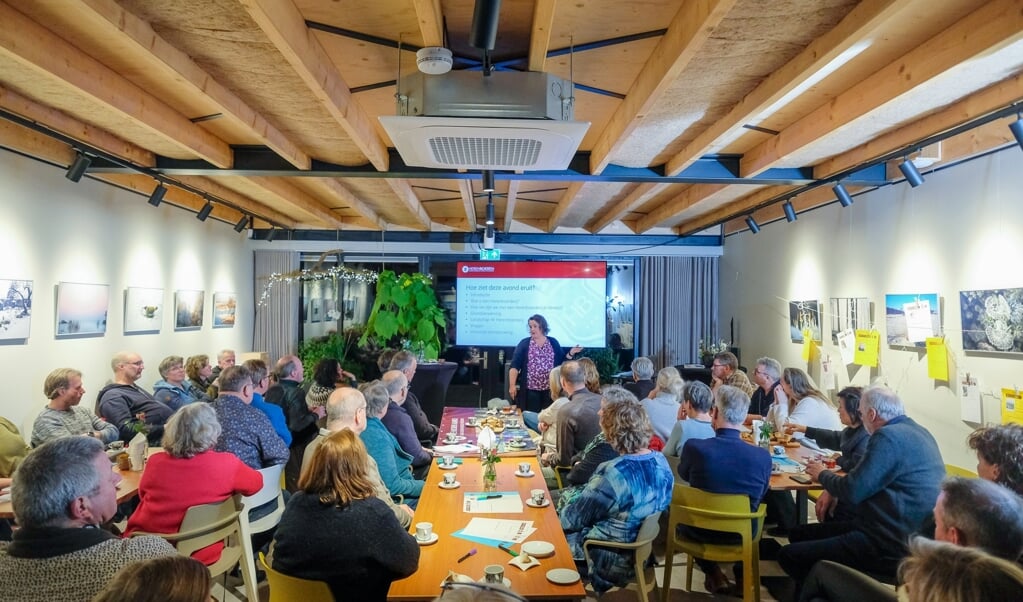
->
xmin=960 ymin=287 xmax=1023 ymax=353
xmin=885 ymin=293 xmax=940 ymax=347
xmin=212 ymin=292 xmax=237 ymax=328
xmin=124 ymin=287 xmax=163 ymax=334
xmin=56 ymin=282 xmax=109 ymax=337
xmin=789 ymin=299 xmax=821 ymax=343
xmin=829 ymin=297 xmax=871 ymax=343
xmin=0 ymin=279 xmax=33 ymax=340
xmin=174 ymin=290 xmax=204 ymax=330
xmin=310 ymin=298 xmax=322 ymax=323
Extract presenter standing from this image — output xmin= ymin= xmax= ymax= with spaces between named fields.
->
xmin=508 ymin=314 xmax=582 ymax=413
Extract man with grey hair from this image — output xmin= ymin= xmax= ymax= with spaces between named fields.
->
xmin=380 ymin=370 xmax=433 ymax=475
xmin=96 ymin=351 xmax=173 ymax=445
xmin=359 ymin=382 xmax=424 ymax=506
xmin=746 ymin=356 xmax=782 ymax=423
xmin=32 ymin=368 xmax=119 ymax=446
xmin=211 ymin=348 xmax=236 ymax=381
xmin=779 ymin=384 xmax=944 ymax=587
xmin=302 ymin=387 xmax=415 ymax=528
xmin=0 ymin=437 xmax=175 ymax=600
xmin=265 ymin=354 xmax=322 ymax=491
xmin=677 ymin=385 xmax=772 ymax=594
xmin=213 ymin=365 xmax=289 ymax=471
xmin=389 ymin=350 xmax=439 ymax=444
xmin=550 ymin=360 xmax=604 ymax=468
xmin=624 ymin=356 xmax=655 ymax=401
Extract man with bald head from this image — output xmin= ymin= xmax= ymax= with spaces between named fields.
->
xmin=96 ymin=352 xmax=172 ymax=445
xmin=302 ymin=387 xmax=414 ymax=529
xmin=265 ymin=354 xmax=323 ymax=491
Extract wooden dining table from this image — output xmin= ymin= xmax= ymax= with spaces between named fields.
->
xmin=437 ymin=406 xmax=539 ymax=458
xmin=766 ymin=441 xmax=828 ymax=525
xmin=0 ymin=460 xmax=143 ymax=519
xmin=388 ymin=454 xmax=587 ymax=601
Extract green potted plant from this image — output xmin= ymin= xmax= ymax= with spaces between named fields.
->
xmin=358 ymin=270 xmax=446 ymax=360
xmin=299 ymin=328 xmax=366 ymax=381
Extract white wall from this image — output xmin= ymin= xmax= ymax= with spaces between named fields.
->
xmin=0 ymin=151 xmax=254 ymax=434
xmin=720 ymin=149 xmax=1023 ymax=470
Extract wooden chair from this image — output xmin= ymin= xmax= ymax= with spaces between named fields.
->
xmin=662 ymin=484 xmax=766 ymax=602
xmin=259 ymin=551 xmax=334 ymax=601
xmin=239 ymin=464 xmax=287 ymax=602
xmin=583 ymin=512 xmax=662 ymax=602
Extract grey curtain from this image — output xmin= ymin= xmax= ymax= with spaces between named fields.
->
xmin=253 ymin=250 xmax=300 ymax=363
xmin=638 ymin=256 xmax=719 ymax=369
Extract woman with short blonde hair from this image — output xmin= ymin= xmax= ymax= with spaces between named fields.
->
xmin=899 ymin=537 xmax=1023 ymax=602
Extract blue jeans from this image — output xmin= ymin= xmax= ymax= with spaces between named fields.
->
xmin=522 ymin=411 xmax=539 ymax=432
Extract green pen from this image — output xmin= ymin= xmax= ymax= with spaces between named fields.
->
xmin=499 ymin=543 xmax=518 ymax=557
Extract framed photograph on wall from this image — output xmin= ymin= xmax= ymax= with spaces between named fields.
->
xmin=789 ymin=299 xmax=821 ymax=343
xmin=124 ymin=287 xmax=163 ymax=334
xmin=960 ymin=287 xmax=1023 ymax=353
xmin=56 ymin=282 xmax=109 ymax=337
xmin=829 ymin=297 xmax=871 ymax=343
xmin=310 ymin=298 xmax=322 ymax=323
xmin=212 ymin=292 xmax=237 ymax=328
xmin=885 ymin=293 xmax=940 ymax=347
xmin=174 ymin=289 xmax=205 ymax=331
xmin=0 ymin=279 xmax=33 ymax=341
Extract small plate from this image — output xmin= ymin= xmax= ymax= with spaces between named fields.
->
xmin=546 ymin=568 xmax=581 ymax=584
xmin=439 ymin=481 xmax=461 ymax=489
xmin=507 ymin=441 xmax=528 ymax=449
xmin=442 ymin=435 xmax=467 ymax=443
xmin=416 ymin=532 xmax=439 ymax=545
xmin=525 ymin=498 xmax=550 ymax=508
xmin=438 ymin=462 xmax=459 ymax=470
xmin=514 ymin=470 xmax=535 ymax=478
xmin=522 ymin=541 xmax=555 ymax=557
xmin=478 ymin=577 xmax=512 ymax=587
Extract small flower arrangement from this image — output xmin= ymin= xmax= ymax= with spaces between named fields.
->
xmin=132 ymin=412 xmax=150 ymax=436
xmin=481 ymin=446 xmax=501 ymax=492
xmin=698 ymin=338 xmax=731 ymax=356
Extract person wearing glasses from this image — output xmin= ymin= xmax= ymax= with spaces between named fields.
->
xmin=97 ymin=352 xmax=173 ymax=445
xmin=745 ymin=356 xmax=782 ymax=423
xmin=709 ymin=352 xmax=755 ymax=397
xmin=152 ymin=356 xmax=201 ymax=412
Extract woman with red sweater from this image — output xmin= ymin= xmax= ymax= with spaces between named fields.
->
xmin=124 ymin=403 xmax=261 ymax=564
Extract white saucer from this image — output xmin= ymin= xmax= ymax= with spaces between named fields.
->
xmin=525 ymin=498 xmax=550 ymax=508
xmin=438 ymin=462 xmax=459 ymax=470
xmin=507 ymin=442 xmax=528 ymax=448
xmin=478 ymin=577 xmax=512 ymax=587
xmin=514 ymin=470 xmax=535 ymax=478
xmin=442 ymin=435 xmax=467 ymax=444
xmin=416 ymin=532 xmax=439 ymax=545
xmin=522 ymin=540 xmax=555 ymax=557
xmin=439 ymin=481 xmax=461 ymax=489
xmin=546 ymin=568 xmax=581 ymax=584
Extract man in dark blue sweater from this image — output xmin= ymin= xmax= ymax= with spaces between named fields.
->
xmin=778 ymin=385 xmax=944 ymax=587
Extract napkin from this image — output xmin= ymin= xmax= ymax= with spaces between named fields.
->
xmin=509 ymin=552 xmax=540 ymax=571
xmin=127 ymin=433 xmax=147 ymax=471
xmin=477 ymin=426 xmax=496 ymax=450
xmin=441 ymin=571 xmax=475 ymax=586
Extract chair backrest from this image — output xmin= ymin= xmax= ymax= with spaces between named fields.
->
xmin=632 ymin=511 xmax=662 ymax=561
xmin=259 ymin=551 xmax=334 ymax=601
xmin=242 ymin=464 xmax=286 ymax=523
xmin=672 ymin=483 xmax=765 ymax=541
xmin=168 ymin=495 xmax=244 ymax=579
xmin=945 ymin=463 xmax=978 ymax=478
xmin=239 ymin=464 xmax=287 ymax=602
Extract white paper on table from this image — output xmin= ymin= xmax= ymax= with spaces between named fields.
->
xmin=433 ymin=443 xmax=478 ymax=454
xmin=461 ymin=517 xmax=536 ymax=543
xmin=959 ymin=371 xmax=982 ymax=422
xmin=836 ymin=329 xmax=856 ymax=365
xmin=128 ymin=433 xmax=147 ymax=470
xmin=463 ymin=492 xmax=525 ymax=513
xmin=477 ymin=426 xmax=495 ymax=450
xmin=903 ymin=299 xmax=934 ymax=343
xmin=819 ymin=355 xmax=837 ymax=391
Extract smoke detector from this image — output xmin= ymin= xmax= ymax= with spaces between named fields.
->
xmin=416 ymin=47 xmax=453 ymax=75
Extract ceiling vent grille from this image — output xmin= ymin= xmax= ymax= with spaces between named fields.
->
xmin=428 ymin=136 xmax=541 ymax=167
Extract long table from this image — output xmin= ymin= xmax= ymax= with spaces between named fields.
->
xmin=766 ymin=442 xmax=827 ymax=524
xmin=0 ymin=461 xmax=142 ymax=519
xmin=388 ymin=454 xmax=586 ymax=601
xmin=437 ymin=406 xmax=538 ymax=458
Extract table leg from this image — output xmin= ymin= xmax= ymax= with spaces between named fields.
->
xmin=795 ymin=490 xmax=809 ymax=525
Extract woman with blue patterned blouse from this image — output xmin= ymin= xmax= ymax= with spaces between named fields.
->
xmin=559 ymin=385 xmax=673 ymax=594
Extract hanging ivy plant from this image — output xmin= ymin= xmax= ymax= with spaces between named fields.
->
xmin=358 ymin=270 xmax=446 ymax=360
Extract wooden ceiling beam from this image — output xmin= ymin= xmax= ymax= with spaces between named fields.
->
xmin=246 ymin=177 xmax=346 ymax=229
xmin=503 ymin=180 xmax=520 ymax=233
xmin=0 ymin=2 xmax=233 ymax=168
xmin=309 ymin=178 xmax=384 ymax=228
xmin=385 ymin=179 xmax=432 ymax=230
xmin=528 ymin=0 xmax=557 ymax=72
xmin=545 ymin=181 xmax=584 ymax=232
xmin=63 ymin=0 xmax=310 ymax=170
xmin=174 ymin=175 xmax=297 ymax=228
xmin=98 ymin=173 xmax=247 ymax=224
xmin=587 ymin=182 xmax=665 ymax=233
xmin=635 ymin=184 xmax=728 ymax=232
xmin=459 ymin=179 xmax=478 ymax=232
xmin=412 ymin=0 xmax=445 ymax=47
xmin=740 ymin=0 xmax=1023 ymax=177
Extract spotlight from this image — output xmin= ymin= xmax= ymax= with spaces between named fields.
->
xmin=482 ymin=170 xmax=495 ymax=193
xmin=485 ymin=197 xmax=495 ymax=226
xmin=745 ymin=216 xmax=760 ymax=234
xmin=196 ymin=200 xmax=214 ymax=221
xmin=65 ymin=152 xmax=91 ymax=182
xmin=833 ymin=183 xmax=854 ymax=207
xmin=899 ymin=157 xmax=924 ymax=187
xmin=783 ymin=201 xmax=797 ymax=223
xmin=1010 ymin=114 xmax=1023 ymax=151
xmin=147 ymin=183 xmax=167 ymax=207
xmin=234 ymin=215 xmax=249 ymax=232
xmin=265 ymin=227 xmax=277 ymax=242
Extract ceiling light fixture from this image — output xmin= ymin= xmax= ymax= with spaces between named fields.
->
xmin=783 ymin=201 xmax=797 ymax=223
xmin=265 ymin=227 xmax=277 ymax=242
xmin=234 ymin=215 xmax=249 ymax=232
xmin=833 ymin=183 xmax=854 ymax=207
xmin=745 ymin=216 xmax=760 ymax=234
xmin=1010 ymin=112 xmax=1023 ymax=151
xmin=147 ymin=183 xmax=167 ymax=207
xmin=485 ymin=194 xmax=495 ymax=226
xmin=482 ymin=170 xmax=495 ymax=193
xmin=899 ymin=157 xmax=924 ymax=187
xmin=196 ymin=200 xmax=214 ymax=221
xmin=65 ymin=151 xmax=91 ymax=182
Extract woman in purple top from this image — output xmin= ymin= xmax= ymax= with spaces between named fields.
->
xmin=508 ymin=314 xmax=582 ymax=413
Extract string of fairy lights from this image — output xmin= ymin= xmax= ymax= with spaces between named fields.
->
xmin=257 ymin=264 xmax=378 ymax=308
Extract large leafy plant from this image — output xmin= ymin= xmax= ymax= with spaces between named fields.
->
xmin=358 ymin=270 xmax=445 ymax=360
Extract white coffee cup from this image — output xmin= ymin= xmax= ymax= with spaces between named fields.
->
xmin=445 ymin=432 xmax=458 ymax=442
xmin=442 ymin=454 xmax=455 ymax=466
xmin=484 ymin=564 xmax=505 ymax=584
xmin=415 ymin=522 xmax=433 ymax=541
xmin=531 ymin=488 xmax=546 ymax=505
xmin=443 ymin=472 xmax=457 ymax=485
xmin=518 ymin=461 xmax=531 ymax=474
xmin=512 ymin=435 xmax=524 ymax=445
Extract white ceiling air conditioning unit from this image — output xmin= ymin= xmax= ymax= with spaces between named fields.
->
xmin=380 ymin=71 xmax=590 ymax=171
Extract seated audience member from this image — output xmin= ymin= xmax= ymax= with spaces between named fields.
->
xmin=772 ymin=367 xmax=842 ymax=434
xmin=302 ymin=387 xmax=414 ymax=529
xmin=677 ymin=385 xmax=772 ymax=594
xmin=97 ymin=351 xmax=173 ymax=445
xmin=213 ymin=365 xmax=289 ymax=471
xmin=305 ymin=358 xmax=358 ymax=412
xmin=32 ymin=368 xmax=119 ymax=446
xmin=623 ymin=357 xmax=655 ymax=401
xmin=709 ymin=352 xmax=755 ymax=397
xmin=272 ymin=429 xmax=419 ymax=601
xmin=577 ymin=357 xmax=603 ymax=394
xmin=376 ymin=349 xmax=397 ymax=378
xmin=967 ymin=423 xmax=1023 ymax=494
xmin=778 ymin=385 xmax=944 ymax=587
xmin=124 ymin=403 xmax=262 ymax=565
xmin=536 ymin=366 xmax=571 ymax=464
xmin=381 ymin=370 xmax=433 ymax=475
xmin=664 ymin=381 xmax=715 ymax=458
xmin=92 ymin=556 xmax=212 ymax=602
xmin=798 ymin=475 xmax=1023 ymax=602
xmin=549 ymin=361 xmax=603 ymax=469
xmin=243 ymin=359 xmax=292 ymax=446
xmin=265 ymin=355 xmax=322 ymax=491
xmin=746 ymin=356 xmax=782 ymax=423
xmin=184 ymin=354 xmax=214 ymax=401
xmin=152 ymin=356 xmax=200 ymax=411
xmin=899 ymin=538 xmax=1023 ymax=602
xmin=560 ymin=394 xmax=672 ymax=594
xmin=210 ymin=349 xmax=235 ymax=383
xmin=359 ymin=382 xmax=424 ymax=505
xmin=389 ymin=350 xmax=440 ymax=444
xmin=0 ymin=437 xmax=175 ymax=601
xmin=642 ymin=367 xmax=683 ymax=443
xmin=0 ymin=416 xmax=29 ymax=540
xmin=555 ymin=386 xmax=633 ymax=509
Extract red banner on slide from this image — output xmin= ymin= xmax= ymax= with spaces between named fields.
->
xmin=457 ymin=261 xmax=606 ymax=279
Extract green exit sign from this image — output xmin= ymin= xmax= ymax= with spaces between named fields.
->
xmin=479 ymin=248 xmax=501 ymax=260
